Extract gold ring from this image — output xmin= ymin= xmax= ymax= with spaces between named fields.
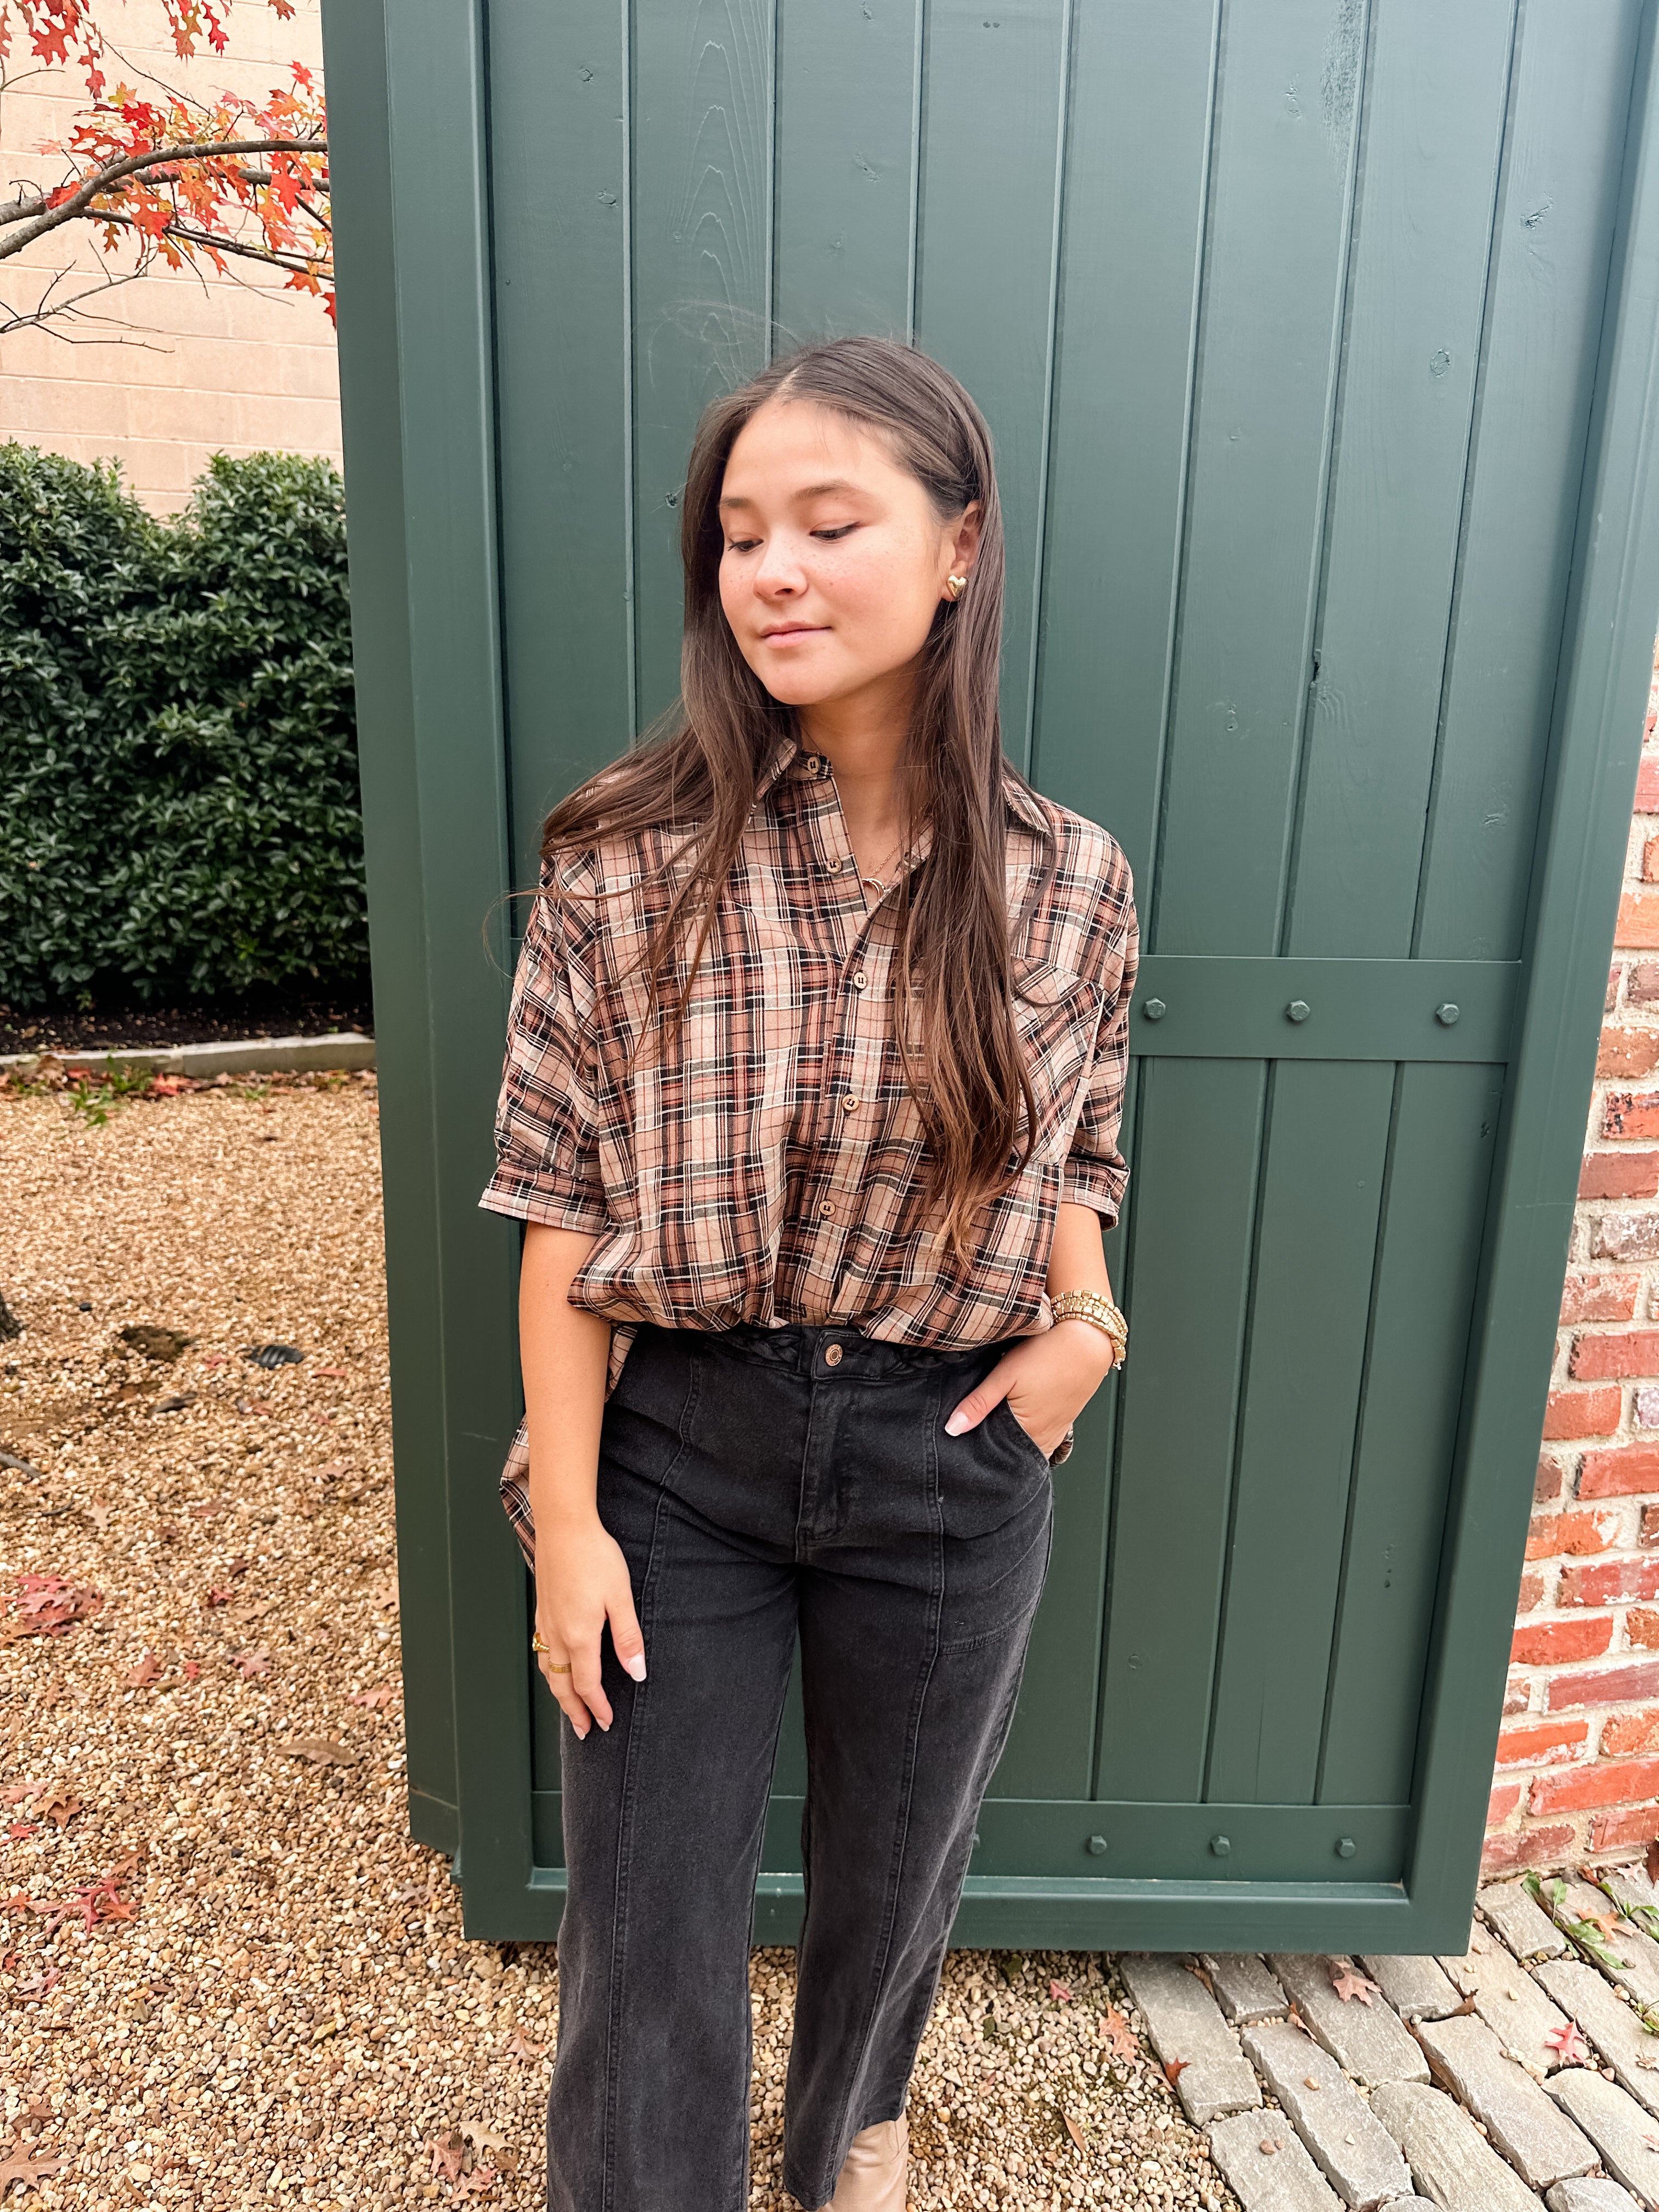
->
xmin=547 ymin=1662 xmax=573 ymax=1674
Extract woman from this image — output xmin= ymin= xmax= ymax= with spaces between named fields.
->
xmin=480 ymin=336 xmax=1137 ymax=2212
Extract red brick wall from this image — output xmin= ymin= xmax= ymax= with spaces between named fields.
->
xmin=1487 ymin=635 xmax=1659 ymax=1874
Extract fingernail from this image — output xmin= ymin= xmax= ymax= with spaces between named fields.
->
xmin=599 ymin=1718 xmax=611 ymax=1732
xmin=944 ymin=1410 xmax=969 ymax=1436
xmin=574 ymin=1725 xmax=589 ymax=1740
xmin=625 ymin=1654 xmax=647 ymax=1681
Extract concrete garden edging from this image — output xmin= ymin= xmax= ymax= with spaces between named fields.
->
xmin=0 ymin=1032 xmax=375 ymax=1079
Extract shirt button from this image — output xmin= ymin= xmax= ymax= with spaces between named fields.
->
xmin=842 ymin=1094 xmax=860 ymax=1113
xmin=819 ymin=1201 xmax=836 ymax=1221
xmin=826 ymin=856 xmax=845 ymax=873
xmin=850 ymin=969 xmax=868 ymax=989
xmin=824 ymin=1341 xmax=844 ymax=1366
xmin=805 ymin=754 xmax=822 ymax=774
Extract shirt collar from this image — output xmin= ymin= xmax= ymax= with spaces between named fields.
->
xmin=754 ymin=730 xmax=1049 ymax=839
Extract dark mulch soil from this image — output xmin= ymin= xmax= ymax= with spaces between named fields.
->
xmin=0 ymin=988 xmax=374 ymax=1057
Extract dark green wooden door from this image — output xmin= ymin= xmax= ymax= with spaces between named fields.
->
xmin=323 ymin=0 xmax=1659 ymax=1948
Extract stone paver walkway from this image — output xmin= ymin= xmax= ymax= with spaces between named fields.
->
xmin=1115 ymin=1861 xmax=1659 ymax=2211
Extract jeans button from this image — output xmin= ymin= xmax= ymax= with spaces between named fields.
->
xmin=823 ymin=1342 xmax=844 ymax=1367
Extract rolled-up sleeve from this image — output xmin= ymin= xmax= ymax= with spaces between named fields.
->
xmin=1060 ymin=891 xmax=1139 ymax=1227
xmin=478 ymin=870 xmax=610 ymax=1233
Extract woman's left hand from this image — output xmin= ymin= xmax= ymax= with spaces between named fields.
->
xmin=944 ymin=1319 xmax=1119 ymax=1460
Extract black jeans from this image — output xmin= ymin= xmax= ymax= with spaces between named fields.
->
xmin=545 ymin=1318 xmax=1057 ymax=2212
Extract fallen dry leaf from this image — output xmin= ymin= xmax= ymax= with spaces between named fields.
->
xmin=504 ymin=2028 xmax=542 ymax=2062
xmin=347 ymin=1685 xmax=395 ymax=1709
xmin=1048 ymin=1979 xmax=1071 ymax=2002
xmin=460 ymin=2120 xmax=509 ymax=2155
xmin=1545 ymin=2019 xmax=1593 ymax=2066
xmin=0 ymin=2142 xmax=62 ymax=2191
xmin=1062 ymin=2111 xmax=1086 ymax=2153
xmin=430 ymin=2129 xmax=468 ymax=2185
xmin=278 ymin=1737 xmax=359 ymax=1767
xmin=1646 ymin=1835 xmax=1659 ymax=1889
xmin=5 ymin=1574 xmax=103 ymax=1640
xmin=123 ymin=1655 xmax=161 ymax=1689
xmin=1100 ymin=2007 xmax=1138 ymax=2061
xmin=1330 ymin=1964 xmax=1382 ymax=2006
xmin=231 ymin=1647 xmax=270 ymax=1679
xmin=40 ymin=1792 xmax=81 ymax=1829
xmin=1164 ymin=2057 xmax=1190 ymax=2086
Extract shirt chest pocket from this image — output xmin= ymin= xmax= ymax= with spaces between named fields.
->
xmin=1008 ymin=955 xmax=1105 ymax=1165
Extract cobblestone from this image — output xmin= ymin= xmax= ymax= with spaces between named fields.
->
xmin=1193 ymin=1858 xmax=1659 ymax=2212
xmin=1441 ymin=1920 xmax=1577 ymax=2071
xmin=1265 ymin=1957 xmax=1430 ymax=2088
xmin=1413 ymin=2013 xmax=1598 ymax=2190
xmin=1239 ymin=2017 xmax=1411 ymax=2209
xmin=1535 ymin=1956 xmax=1659 ymax=2115
xmin=1117 ymin=1953 xmax=1261 ymax=2126
xmin=1547 ymin=2067 xmax=1659 ymax=2208
xmin=1370 ymin=2078 xmax=1544 ymax=2212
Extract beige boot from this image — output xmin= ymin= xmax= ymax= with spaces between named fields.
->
xmin=822 ymin=2113 xmax=909 ymax=2211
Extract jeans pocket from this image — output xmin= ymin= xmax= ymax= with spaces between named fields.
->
xmin=936 ymin=1481 xmax=1054 ymax=1653
xmin=600 ymin=1328 xmax=700 ymax=1488
xmin=990 ymin=1393 xmax=1058 ymax=1476
xmin=938 ymin=1392 xmax=1053 ymax=1539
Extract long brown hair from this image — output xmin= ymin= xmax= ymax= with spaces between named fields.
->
xmin=540 ymin=335 xmax=1051 ymax=1262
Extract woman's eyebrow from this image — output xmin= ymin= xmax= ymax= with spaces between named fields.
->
xmin=717 ymin=477 xmax=862 ymax=512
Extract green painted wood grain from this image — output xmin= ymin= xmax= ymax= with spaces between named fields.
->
xmin=1095 ymin=1057 xmax=1264 ymax=1803
xmin=772 ymin=0 xmax=921 ymax=346
xmin=1416 ymin=0 xmax=1649 ymax=961
xmin=1031 ymin=0 xmax=1219 ymax=888
xmin=490 ymin=0 xmax=636 ymax=884
xmin=912 ymin=0 xmax=1070 ymax=774
xmin=1318 ymin=1062 xmax=1504 ymax=1805
xmin=631 ymin=0 xmax=776 ymax=724
xmin=1206 ymin=1060 xmax=1395 ymax=1805
xmin=1285 ymin=0 xmax=1516 ymax=956
xmin=1150 ymin=0 xmax=1366 ymax=953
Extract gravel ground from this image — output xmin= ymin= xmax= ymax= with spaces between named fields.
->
xmin=0 ymin=1076 xmax=1233 ymax=2211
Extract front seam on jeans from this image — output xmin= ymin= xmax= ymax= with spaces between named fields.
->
xmin=802 ymin=1370 xmax=948 ymax=2206
xmin=596 ymin=1467 xmax=675 ymax=2212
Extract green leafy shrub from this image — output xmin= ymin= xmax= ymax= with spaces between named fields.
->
xmin=0 ymin=443 xmax=365 ymax=1010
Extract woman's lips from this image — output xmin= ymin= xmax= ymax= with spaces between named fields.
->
xmin=761 ymin=625 xmax=826 ymax=644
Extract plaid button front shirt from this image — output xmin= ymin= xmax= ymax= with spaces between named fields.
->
xmin=480 ymin=731 xmax=1137 ymax=1558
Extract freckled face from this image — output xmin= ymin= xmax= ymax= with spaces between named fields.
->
xmin=716 ymin=399 xmax=958 ymax=709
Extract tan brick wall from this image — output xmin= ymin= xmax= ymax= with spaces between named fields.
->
xmin=1489 ymin=633 xmax=1659 ymax=1873
xmin=0 ymin=0 xmax=339 ymax=513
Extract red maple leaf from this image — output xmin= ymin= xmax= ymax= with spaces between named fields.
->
xmin=1545 ymin=2019 xmax=1593 ymax=2066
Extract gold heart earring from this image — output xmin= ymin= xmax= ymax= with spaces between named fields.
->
xmin=945 ymin=573 xmax=968 ymax=601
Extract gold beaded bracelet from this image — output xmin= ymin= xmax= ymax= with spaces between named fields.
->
xmin=1051 ymin=1288 xmax=1128 ymax=1367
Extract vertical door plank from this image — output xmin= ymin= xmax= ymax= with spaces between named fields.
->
xmin=991 ymin=1059 xmax=1139 ymax=1800
xmin=1206 ymin=1060 xmax=1394 ymax=1804
xmin=1032 ymin=0 xmax=1220 ymax=890
xmin=773 ymin=0 xmax=922 ymax=345
xmin=1284 ymin=0 xmax=1516 ymax=957
xmin=1319 ymin=1062 xmax=1504 ymax=1805
xmin=1415 ymin=0 xmax=1647 ymax=961
xmin=490 ymin=0 xmax=635 ymax=883
xmin=1150 ymin=0 xmax=1366 ymax=954
xmin=632 ymin=0 xmax=777 ymax=723
xmin=1094 ymin=1058 xmax=1264 ymax=1803
xmin=913 ymin=0 xmax=1069 ymax=773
